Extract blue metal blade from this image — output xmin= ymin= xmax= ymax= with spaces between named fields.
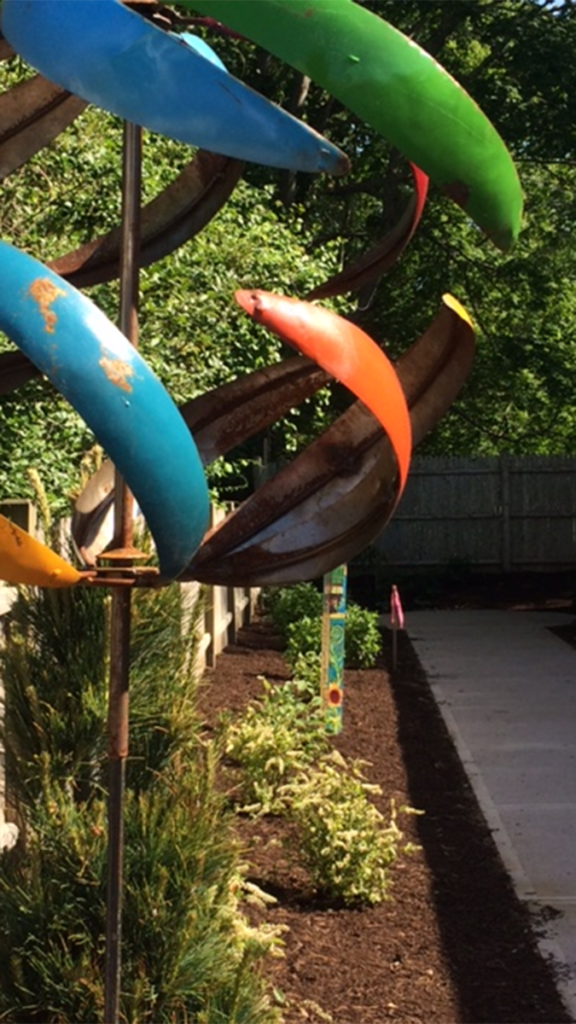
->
xmin=0 ymin=241 xmax=209 ymax=580
xmin=2 ymin=0 xmax=349 ymax=175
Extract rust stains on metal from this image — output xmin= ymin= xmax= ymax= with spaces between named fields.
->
xmin=99 ymin=356 xmax=134 ymax=392
xmin=28 ymin=277 xmax=65 ymax=333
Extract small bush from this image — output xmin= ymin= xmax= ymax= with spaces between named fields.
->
xmin=290 ymin=650 xmax=321 ymax=700
xmin=284 ymin=605 xmax=381 ymax=670
xmin=345 ymin=604 xmax=381 ymax=668
xmin=283 ymin=752 xmax=419 ymax=906
xmin=284 ymin=615 xmax=322 ymax=668
xmin=0 ymin=584 xmax=282 ymax=1023
xmin=225 ymin=678 xmax=328 ymax=815
xmin=263 ymin=583 xmax=322 ymax=638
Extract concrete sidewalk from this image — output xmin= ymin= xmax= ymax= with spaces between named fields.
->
xmin=405 ymin=609 xmax=576 ymax=1020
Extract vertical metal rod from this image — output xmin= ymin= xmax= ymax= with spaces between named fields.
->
xmin=104 ymin=121 xmax=142 ymax=1024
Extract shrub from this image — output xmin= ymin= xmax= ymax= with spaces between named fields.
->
xmin=283 ymin=752 xmax=419 ymax=906
xmin=284 ymin=604 xmax=381 ymax=670
xmin=289 ymin=650 xmax=321 ymax=700
xmin=225 ymin=678 xmax=328 ymax=815
xmin=0 ymin=584 xmax=282 ymax=1023
xmin=344 ymin=603 xmax=382 ymax=668
xmin=262 ymin=583 xmax=322 ymax=638
xmin=224 ymin=677 xmax=420 ymax=908
xmin=284 ymin=615 xmax=322 ymax=668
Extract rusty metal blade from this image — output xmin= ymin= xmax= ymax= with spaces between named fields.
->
xmin=0 ymin=349 xmax=42 ymax=395
xmin=0 ymin=74 xmax=86 ymax=180
xmin=71 ymin=460 xmax=116 ymax=566
xmin=183 ymin=295 xmax=475 ymax=585
xmin=49 ymin=150 xmax=244 ymax=287
xmin=182 ymin=403 xmax=398 ymax=585
xmin=181 ymin=356 xmax=329 ymax=464
xmin=72 ymin=356 xmax=330 ymax=562
xmin=396 ymin=293 xmax=475 ymax=446
xmin=307 ymin=164 xmax=428 ymax=300
xmin=72 ymin=297 xmax=474 ymax=582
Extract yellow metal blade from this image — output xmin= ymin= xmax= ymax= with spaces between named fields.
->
xmin=0 ymin=513 xmax=82 ymax=587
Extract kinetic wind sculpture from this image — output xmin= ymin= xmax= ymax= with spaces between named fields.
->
xmin=0 ymin=0 xmax=522 ymax=1016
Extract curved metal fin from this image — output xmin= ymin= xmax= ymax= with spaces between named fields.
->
xmin=308 ymin=164 xmax=428 ymax=300
xmin=396 ymin=293 xmax=475 ymax=446
xmin=181 ymin=356 xmax=329 ymax=465
xmin=0 ymin=74 xmax=86 ymax=180
xmin=184 ymin=295 xmax=475 ymax=585
xmin=49 ymin=150 xmax=245 ymax=287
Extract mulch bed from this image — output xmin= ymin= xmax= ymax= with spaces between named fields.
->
xmin=197 ymin=574 xmax=575 ymax=1024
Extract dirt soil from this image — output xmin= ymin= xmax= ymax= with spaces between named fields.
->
xmin=198 ymin=572 xmax=576 ymax=1024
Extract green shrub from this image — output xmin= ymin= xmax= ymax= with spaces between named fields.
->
xmin=0 ymin=584 xmax=282 ymax=1024
xmin=344 ymin=604 xmax=382 ymax=668
xmin=263 ymin=583 xmax=322 ymax=638
xmin=290 ymin=650 xmax=322 ymax=700
xmin=283 ymin=752 xmax=419 ymax=906
xmin=225 ymin=678 xmax=328 ymax=815
xmin=284 ymin=604 xmax=381 ymax=670
xmin=225 ymin=677 xmax=420 ymax=909
xmin=284 ymin=615 xmax=322 ymax=668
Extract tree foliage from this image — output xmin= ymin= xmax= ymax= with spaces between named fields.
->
xmin=1 ymin=0 xmax=576 ymax=516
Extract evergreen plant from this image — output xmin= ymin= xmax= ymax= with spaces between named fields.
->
xmin=0 ymin=583 xmax=282 ymax=1023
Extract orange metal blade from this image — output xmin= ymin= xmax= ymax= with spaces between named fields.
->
xmin=235 ymin=289 xmax=411 ymax=491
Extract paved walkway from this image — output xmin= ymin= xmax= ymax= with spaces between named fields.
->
xmin=405 ymin=609 xmax=576 ymax=1020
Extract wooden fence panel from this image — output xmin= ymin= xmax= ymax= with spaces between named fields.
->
xmin=375 ymin=455 xmax=576 ymax=571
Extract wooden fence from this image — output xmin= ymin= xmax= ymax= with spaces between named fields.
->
xmin=374 ymin=455 xmax=576 ymax=571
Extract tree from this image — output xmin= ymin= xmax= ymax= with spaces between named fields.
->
xmin=193 ymin=0 xmax=576 ymax=456
xmin=2 ymin=0 xmax=576 ymax=516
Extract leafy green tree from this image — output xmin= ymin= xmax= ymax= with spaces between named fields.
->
xmin=200 ymin=0 xmax=576 ymax=456
xmin=3 ymin=0 xmax=576 ymax=514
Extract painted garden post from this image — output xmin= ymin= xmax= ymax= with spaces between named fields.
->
xmin=321 ymin=564 xmax=347 ymax=734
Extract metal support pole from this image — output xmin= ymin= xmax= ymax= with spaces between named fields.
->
xmin=104 ymin=120 xmax=141 ymax=1024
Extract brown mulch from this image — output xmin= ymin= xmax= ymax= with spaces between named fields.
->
xmin=197 ymin=574 xmax=575 ymax=1024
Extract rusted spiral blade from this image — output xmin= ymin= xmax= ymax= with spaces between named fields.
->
xmin=49 ymin=149 xmax=244 ymax=287
xmin=183 ymin=295 xmax=475 ymax=584
xmin=73 ymin=295 xmax=474 ymax=582
xmin=0 ymin=74 xmax=87 ymax=180
xmin=398 ymin=294 xmax=475 ymax=447
xmin=184 ymin=399 xmax=399 ymax=585
xmin=181 ymin=356 xmax=329 ymax=463
xmin=308 ymin=164 xmax=429 ymax=300
xmin=71 ymin=356 xmax=328 ymax=562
